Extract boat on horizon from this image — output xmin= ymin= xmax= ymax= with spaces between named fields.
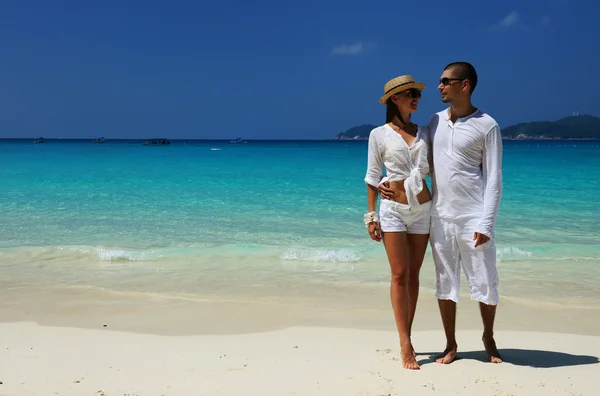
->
xmin=230 ymin=137 xmax=246 ymax=144
xmin=92 ymin=136 xmax=105 ymax=143
xmin=33 ymin=136 xmax=45 ymax=143
xmin=143 ymin=138 xmax=171 ymax=146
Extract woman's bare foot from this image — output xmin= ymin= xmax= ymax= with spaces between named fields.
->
xmin=401 ymin=342 xmax=420 ymax=370
xmin=482 ymin=336 xmax=503 ymax=363
xmin=435 ymin=343 xmax=458 ymax=364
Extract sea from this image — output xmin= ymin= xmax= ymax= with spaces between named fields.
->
xmin=1 ymin=139 xmax=599 ymax=309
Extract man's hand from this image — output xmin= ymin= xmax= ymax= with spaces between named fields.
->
xmin=473 ymin=232 xmax=491 ymax=247
xmin=368 ymin=222 xmax=382 ymax=242
xmin=378 ymin=181 xmax=395 ymax=200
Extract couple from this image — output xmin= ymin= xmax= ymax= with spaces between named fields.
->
xmin=364 ymin=62 xmax=503 ymax=370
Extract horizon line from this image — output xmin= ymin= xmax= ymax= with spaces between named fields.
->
xmin=0 ymin=137 xmax=343 ymax=141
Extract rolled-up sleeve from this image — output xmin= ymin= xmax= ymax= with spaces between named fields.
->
xmin=420 ymin=125 xmax=433 ymax=178
xmin=476 ymin=124 xmax=503 ymax=238
xmin=364 ymin=129 xmax=384 ymax=187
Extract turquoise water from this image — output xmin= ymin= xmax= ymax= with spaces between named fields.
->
xmin=1 ymin=139 xmax=599 ymax=306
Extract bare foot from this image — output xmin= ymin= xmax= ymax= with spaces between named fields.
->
xmin=482 ymin=336 xmax=503 ymax=363
xmin=435 ymin=344 xmax=458 ymax=364
xmin=401 ymin=342 xmax=420 ymax=370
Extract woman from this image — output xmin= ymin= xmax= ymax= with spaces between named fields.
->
xmin=363 ymin=75 xmax=432 ymax=370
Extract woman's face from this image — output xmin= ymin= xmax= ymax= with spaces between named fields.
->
xmin=391 ymin=88 xmax=421 ymax=114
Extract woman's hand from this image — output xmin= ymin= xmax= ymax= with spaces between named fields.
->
xmin=378 ymin=181 xmax=395 ymax=200
xmin=368 ymin=222 xmax=382 ymax=242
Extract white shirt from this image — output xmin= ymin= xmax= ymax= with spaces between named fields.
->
xmin=428 ymin=108 xmax=503 ymax=237
xmin=364 ymin=124 xmax=430 ymax=209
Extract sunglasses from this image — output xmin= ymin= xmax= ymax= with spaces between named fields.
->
xmin=397 ymin=88 xmax=422 ymax=99
xmin=439 ymin=77 xmax=465 ymax=86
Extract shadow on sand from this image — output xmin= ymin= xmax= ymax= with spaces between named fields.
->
xmin=418 ymin=349 xmax=600 ymax=368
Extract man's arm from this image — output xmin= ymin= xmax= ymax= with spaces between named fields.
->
xmin=476 ymin=124 xmax=503 ymax=239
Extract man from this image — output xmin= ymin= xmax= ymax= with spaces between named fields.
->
xmin=380 ymin=62 xmax=503 ymax=364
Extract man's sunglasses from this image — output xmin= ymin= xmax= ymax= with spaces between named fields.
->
xmin=439 ymin=77 xmax=465 ymax=86
xmin=397 ymin=88 xmax=422 ymax=99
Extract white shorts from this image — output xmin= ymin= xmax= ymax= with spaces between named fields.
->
xmin=430 ymin=216 xmax=498 ymax=305
xmin=378 ymin=199 xmax=432 ymax=234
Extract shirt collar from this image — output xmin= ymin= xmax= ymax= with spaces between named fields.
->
xmin=444 ymin=107 xmax=481 ymax=122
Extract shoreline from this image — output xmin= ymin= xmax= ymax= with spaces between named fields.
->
xmin=2 ymin=282 xmax=600 ymax=337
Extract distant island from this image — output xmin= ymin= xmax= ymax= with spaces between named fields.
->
xmin=333 ymin=115 xmax=600 ymax=140
xmin=501 ymin=115 xmax=600 ymax=140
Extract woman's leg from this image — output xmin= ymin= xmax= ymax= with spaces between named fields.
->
xmin=406 ymin=233 xmax=430 ymax=340
xmin=382 ymin=231 xmax=419 ymax=370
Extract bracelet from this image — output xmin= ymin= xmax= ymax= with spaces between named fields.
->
xmin=364 ymin=211 xmax=379 ymax=227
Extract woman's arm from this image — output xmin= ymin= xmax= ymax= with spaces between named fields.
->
xmin=367 ymin=184 xmax=379 ymax=212
xmin=364 ymin=129 xmax=383 ymax=242
xmin=366 ymin=183 xmax=382 ymax=242
xmin=364 ymin=129 xmax=384 ymax=190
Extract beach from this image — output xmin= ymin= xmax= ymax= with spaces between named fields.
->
xmin=1 ymin=139 xmax=599 ymax=395
xmin=2 ymin=281 xmax=600 ymax=395
xmin=2 ymin=325 xmax=599 ymax=396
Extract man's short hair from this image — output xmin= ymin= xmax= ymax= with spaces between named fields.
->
xmin=444 ymin=62 xmax=478 ymax=93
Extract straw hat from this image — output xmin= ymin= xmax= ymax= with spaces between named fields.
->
xmin=379 ymin=75 xmax=425 ymax=104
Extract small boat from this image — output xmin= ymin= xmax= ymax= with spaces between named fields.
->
xmin=143 ymin=138 xmax=171 ymax=146
xmin=33 ymin=136 xmax=45 ymax=143
xmin=92 ymin=136 xmax=105 ymax=143
xmin=230 ymin=137 xmax=246 ymax=144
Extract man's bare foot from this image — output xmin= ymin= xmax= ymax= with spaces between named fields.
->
xmin=435 ymin=344 xmax=458 ymax=364
xmin=401 ymin=342 xmax=420 ymax=370
xmin=482 ymin=336 xmax=503 ymax=363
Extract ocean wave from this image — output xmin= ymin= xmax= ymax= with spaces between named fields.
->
xmin=66 ymin=246 xmax=158 ymax=261
xmin=1 ymin=242 xmax=597 ymax=266
xmin=0 ymin=244 xmax=366 ymax=265
xmin=0 ymin=245 xmax=162 ymax=263
xmin=280 ymin=248 xmax=361 ymax=262
xmin=495 ymin=244 xmax=600 ymax=263
xmin=496 ymin=245 xmax=533 ymax=262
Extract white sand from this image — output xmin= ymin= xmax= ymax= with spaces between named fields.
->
xmin=1 ymin=322 xmax=599 ymax=396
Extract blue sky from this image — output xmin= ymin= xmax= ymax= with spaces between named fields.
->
xmin=1 ymin=0 xmax=598 ymax=139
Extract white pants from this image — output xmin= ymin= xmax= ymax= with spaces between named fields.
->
xmin=379 ymin=199 xmax=431 ymax=234
xmin=430 ymin=216 xmax=498 ymax=305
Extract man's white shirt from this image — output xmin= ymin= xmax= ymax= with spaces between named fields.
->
xmin=427 ymin=108 xmax=503 ymax=238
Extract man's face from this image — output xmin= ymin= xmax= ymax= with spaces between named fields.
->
xmin=438 ymin=69 xmax=465 ymax=103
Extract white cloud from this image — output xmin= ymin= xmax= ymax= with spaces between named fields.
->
xmin=541 ymin=15 xmax=550 ymax=26
xmin=331 ymin=42 xmax=365 ymax=55
xmin=494 ymin=10 xmax=519 ymax=29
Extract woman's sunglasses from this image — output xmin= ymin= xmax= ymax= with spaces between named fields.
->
xmin=398 ymin=89 xmax=422 ymax=99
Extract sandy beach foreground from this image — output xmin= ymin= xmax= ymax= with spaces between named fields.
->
xmin=2 ymin=282 xmax=600 ymax=395
xmin=1 ymin=322 xmax=599 ymax=396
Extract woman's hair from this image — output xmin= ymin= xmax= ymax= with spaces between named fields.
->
xmin=385 ymin=96 xmax=410 ymax=124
